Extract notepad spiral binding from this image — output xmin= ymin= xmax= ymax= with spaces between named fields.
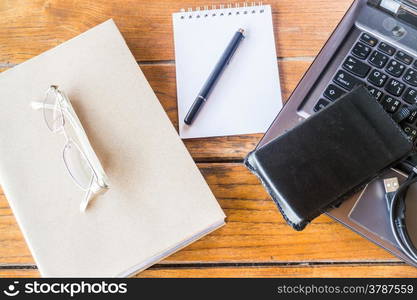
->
xmin=179 ymin=2 xmax=266 ymax=19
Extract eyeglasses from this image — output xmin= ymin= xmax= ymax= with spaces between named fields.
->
xmin=31 ymin=86 xmax=109 ymax=212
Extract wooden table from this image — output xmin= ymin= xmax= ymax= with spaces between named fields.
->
xmin=1 ymin=0 xmax=417 ymax=278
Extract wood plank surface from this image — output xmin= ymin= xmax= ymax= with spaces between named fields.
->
xmin=0 ymin=0 xmax=354 ymax=64
xmin=1 ymin=163 xmax=415 ymax=266
xmin=2 ymin=0 xmax=416 ymax=278
xmin=139 ymin=264 xmax=417 ymax=278
xmin=1 ymin=264 xmax=417 ymax=278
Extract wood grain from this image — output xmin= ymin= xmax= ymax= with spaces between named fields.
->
xmin=0 ymin=0 xmax=353 ymax=64
xmin=1 ymin=264 xmax=417 ymax=278
xmin=138 ymin=264 xmax=417 ymax=278
xmin=0 ymin=163 xmax=411 ymax=265
xmin=0 ymin=268 xmax=39 ymax=278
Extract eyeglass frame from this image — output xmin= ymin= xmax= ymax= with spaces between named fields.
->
xmin=31 ymin=86 xmax=109 ymax=212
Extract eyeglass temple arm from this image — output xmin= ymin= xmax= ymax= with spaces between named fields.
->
xmin=31 ymin=102 xmax=82 ymax=129
xmin=31 ymin=101 xmax=108 ymax=188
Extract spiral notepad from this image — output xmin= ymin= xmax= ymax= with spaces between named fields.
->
xmin=173 ymin=3 xmax=282 ymax=139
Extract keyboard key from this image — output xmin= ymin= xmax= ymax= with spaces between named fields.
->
xmin=403 ymin=69 xmax=417 ymax=86
xmin=386 ymin=78 xmax=405 ymax=96
xmin=333 ymin=70 xmax=362 ymax=91
xmin=351 ymin=42 xmax=371 ymax=59
xmin=360 ymin=33 xmax=378 ymax=47
xmin=395 ymin=51 xmax=413 ymax=65
xmin=368 ymin=51 xmax=389 ymax=68
xmin=367 ymin=86 xmax=384 ymax=101
xmin=324 ymin=84 xmax=346 ymax=101
xmin=342 ymin=56 xmax=370 ymax=77
xmin=367 ymin=70 xmax=388 ymax=87
xmin=402 ymin=125 xmax=417 ymax=141
xmin=403 ymin=87 xmax=417 ymax=104
xmin=381 ymin=95 xmax=401 ymax=113
xmin=313 ymin=99 xmax=330 ymax=112
xmin=386 ymin=59 xmax=406 ymax=77
xmin=413 ymin=60 xmax=417 ymax=70
xmin=405 ymin=109 xmax=417 ymax=124
xmin=378 ymin=42 xmax=396 ymax=56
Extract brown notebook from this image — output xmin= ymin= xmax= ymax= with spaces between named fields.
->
xmin=0 ymin=20 xmax=225 ymax=277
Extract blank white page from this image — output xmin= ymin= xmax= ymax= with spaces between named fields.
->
xmin=173 ymin=4 xmax=282 ymax=139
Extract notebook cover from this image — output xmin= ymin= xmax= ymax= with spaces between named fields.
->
xmin=245 ymin=87 xmax=413 ymax=230
xmin=0 ymin=20 xmax=225 ymax=277
xmin=172 ymin=4 xmax=283 ymax=139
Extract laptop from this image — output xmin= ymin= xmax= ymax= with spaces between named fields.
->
xmin=257 ymin=0 xmax=417 ymax=266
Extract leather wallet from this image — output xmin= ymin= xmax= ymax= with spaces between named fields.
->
xmin=245 ymin=86 xmax=413 ymax=231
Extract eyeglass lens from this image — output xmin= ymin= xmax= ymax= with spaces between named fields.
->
xmin=63 ymin=141 xmax=95 ymax=191
xmin=43 ymin=88 xmax=64 ymax=133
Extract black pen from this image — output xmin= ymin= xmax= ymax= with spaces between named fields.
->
xmin=184 ymin=28 xmax=245 ymax=125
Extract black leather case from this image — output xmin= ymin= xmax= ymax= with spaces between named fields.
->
xmin=245 ymin=87 xmax=413 ymax=231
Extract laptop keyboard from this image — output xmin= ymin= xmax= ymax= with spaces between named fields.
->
xmin=314 ymin=32 xmax=417 ymax=142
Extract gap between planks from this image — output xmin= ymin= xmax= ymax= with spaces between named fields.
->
xmin=0 ymin=261 xmax=407 ymax=271
xmin=0 ymin=56 xmax=315 ymax=69
xmin=138 ymin=56 xmax=315 ymax=65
